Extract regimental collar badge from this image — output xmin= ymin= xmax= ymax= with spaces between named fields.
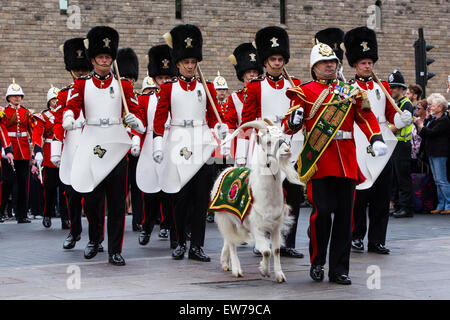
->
xmin=249 ymin=53 xmax=256 ymax=62
xmin=93 ymin=145 xmax=107 ymax=158
xmin=270 ymin=37 xmax=279 ymax=48
xmin=180 ymin=147 xmax=193 ymax=160
xmin=103 ymin=38 xmax=111 ymax=48
xmin=76 ymin=49 xmax=84 ymax=58
xmin=360 ymin=41 xmax=370 ymax=52
xmin=162 ymin=59 xmax=170 ymax=69
xmin=319 ymin=43 xmax=334 ymax=57
xmin=184 ymin=37 xmax=193 ymax=48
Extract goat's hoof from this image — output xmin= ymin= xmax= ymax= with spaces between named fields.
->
xmin=276 ymin=274 xmax=286 ymax=283
xmin=222 ymin=266 xmax=230 ymax=271
xmin=233 ymin=272 xmax=243 ymax=278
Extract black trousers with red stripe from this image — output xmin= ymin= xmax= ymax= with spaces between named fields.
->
xmin=308 ymin=176 xmax=356 ymax=277
xmin=64 ymin=184 xmax=83 ymax=237
xmin=171 ymin=163 xmax=214 ymax=247
xmin=142 ymin=191 xmax=173 ymax=234
xmin=42 ymin=166 xmax=68 ymax=221
xmin=283 ymin=178 xmax=304 ymax=248
xmin=82 ymin=157 xmax=127 ymax=254
xmin=353 ymin=159 xmax=393 ymax=245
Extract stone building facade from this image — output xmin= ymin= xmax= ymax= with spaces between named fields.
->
xmin=0 ymin=0 xmax=448 ymax=110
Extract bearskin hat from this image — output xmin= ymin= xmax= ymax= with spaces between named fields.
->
xmin=85 ymin=26 xmax=119 ymax=60
xmin=147 ymin=45 xmax=177 ymax=78
xmin=255 ymin=26 xmax=290 ymax=64
xmin=116 ymin=48 xmax=139 ymax=81
xmin=61 ymin=38 xmax=93 ymax=72
xmin=229 ymin=43 xmax=263 ymax=82
xmin=343 ymin=26 xmax=378 ymax=67
xmin=314 ymin=28 xmax=345 ymax=62
xmin=164 ymin=24 xmax=202 ymax=63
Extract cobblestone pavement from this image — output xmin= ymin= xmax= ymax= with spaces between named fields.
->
xmin=1 ymin=209 xmax=449 ymax=300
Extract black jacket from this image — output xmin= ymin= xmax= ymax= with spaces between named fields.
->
xmin=418 ymin=113 xmax=450 ymax=158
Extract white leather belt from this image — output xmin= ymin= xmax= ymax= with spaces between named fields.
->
xmin=8 ymin=132 xmax=27 ymax=137
xmin=260 ymin=115 xmax=284 ymax=124
xmin=85 ymin=118 xmax=122 ymax=127
xmin=44 ymin=139 xmax=53 ymax=143
xmin=307 ymin=130 xmax=353 ymax=140
xmin=170 ymin=119 xmax=205 ymax=127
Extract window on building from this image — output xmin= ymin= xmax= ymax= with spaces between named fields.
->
xmin=60 ymin=0 xmax=68 ymax=15
xmin=176 ymin=0 xmax=182 ymax=20
xmin=280 ymin=0 xmax=286 ymax=24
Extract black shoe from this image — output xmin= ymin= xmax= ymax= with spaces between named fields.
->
xmin=351 ymin=239 xmax=364 ymax=252
xmin=188 ymin=246 xmax=210 ymax=262
xmin=172 ymin=243 xmax=187 ymax=260
xmin=139 ymin=231 xmax=151 ymax=245
xmin=310 ymin=265 xmax=324 ymax=282
xmin=84 ymin=241 xmax=99 ymax=259
xmin=109 ymin=253 xmax=126 ymax=266
xmin=368 ymin=243 xmax=390 ymax=254
xmin=393 ymin=209 xmax=413 ymax=218
xmin=42 ymin=216 xmax=51 ymax=228
xmin=329 ymin=274 xmax=352 ymax=285
xmin=253 ymin=247 xmax=262 ymax=257
xmin=132 ymin=222 xmax=142 ymax=232
xmin=0 ymin=216 xmax=4 ymax=223
xmin=61 ymin=220 xmax=70 ymax=230
xmin=63 ymin=234 xmax=80 ymax=249
xmin=17 ymin=218 xmax=31 ymax=224
xmin=159 ymin=228 xmax=169 ymax=239
xmin=206 ymin=213 xmax=215 ymax=223
xmin=98 ymin=243 xmax=104 ymax=252
xmin=280 ymin=247 xmax=304 ymax=258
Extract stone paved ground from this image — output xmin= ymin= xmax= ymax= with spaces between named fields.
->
xmin=1 ymin=209 xmax=450 ymax=302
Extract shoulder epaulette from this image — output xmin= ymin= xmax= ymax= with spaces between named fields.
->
xmin=347 ymin=78 xmax=356 ymax=85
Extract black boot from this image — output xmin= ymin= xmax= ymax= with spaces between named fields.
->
xmin=172 ymin=243 xmax=187 ymax=260
xmin=188 ymin=246 xmax=210 ymax=262
xmin=63 ymin=234 xmax=81 ymax=249
xmin=42 ymin=216 xmax=51 ymax=228
xmin=84 ymin=241 xmax=99 ymax=259
xmin=139 ymin=231 xmax=151 ymax=245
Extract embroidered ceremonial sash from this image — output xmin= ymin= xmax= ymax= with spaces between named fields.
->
xmin=209 ymin=167 xmax=253 ymax=223
xmin=297 ymin=83 xmax=355 ymax=183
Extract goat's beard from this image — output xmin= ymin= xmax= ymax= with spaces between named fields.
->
xmin=279 ymin=155 xmax=303 ymax=186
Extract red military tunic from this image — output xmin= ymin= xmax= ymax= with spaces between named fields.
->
xmin=65 ymin=73 xmax=143 ymax=124
xmin=212 ymin=97 xmax=238 ymax=159
xmin=0 ymin=108 xmax=12 ymax=152
xmin=282 ymin=79 xmax=383 ymax=183
xmin=226 ymin=89 xmax=244 ymax=126
xmin=53 ymin=84 xmax=73 ymax=143
xmin=136 ymin=90 xmax=160 ymax=147
xmin=32 ymin=108 xmax=59 ymax=168
xmin=1 ymin=104 xmax=34 ymax=160
xmin=153 ymin=77 xmax=220 ymax=137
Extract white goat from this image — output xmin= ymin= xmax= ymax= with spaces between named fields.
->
xmin=211 ymin=119 xmax=303 ymax=283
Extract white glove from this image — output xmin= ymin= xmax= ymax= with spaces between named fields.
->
xmin=214 ymin=123 xmax=229 ymax=140
xmin=394 ymin=110 xmax=413 ymax=129
xmin=372 ymin=140 xmax=388 ymax=157
xmin=152 ymin=135 xmax=163 ymax=164
xmin=235 ymin=138 xmax=249 ymax=167
xmin=289 ymin=108 xmax=304 ymax=126
xmin=221 ymin=139 xmax=231 ymax=157
xmin=131 ymin=135 xmax=141 ymax=157
xmin=50 ymin=140 xmax=62 ymax=167
xmin=35 ymin=152 xmax=43 ymax=167
xmin=62 ymin=110 xmax=76 ymax=130
xmin=1 ymin=148 xmax=6 ymax=159
xmin=124 ymin=113 xmax=145 ymax=134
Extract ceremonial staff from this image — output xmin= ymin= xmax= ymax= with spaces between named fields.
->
xmin=197 ymin=65 xmax=223 ymax=125
xmin=113 ymin=59 xmax=130 ymax=115
xmin=283 ymin=66 xmax=295 ymax=87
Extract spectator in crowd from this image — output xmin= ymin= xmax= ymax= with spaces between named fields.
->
xmin=411 ymin=99 xmax=428 ymax=173
xmin=406 ymin=84 xmax=423 ymax=107
xmin=414 ymin=93 xmax=450 ymax=214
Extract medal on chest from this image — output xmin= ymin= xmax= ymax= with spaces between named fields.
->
xmin=375 ymin=88 xmax=381 ymax=100
xmin=110 ymin=87 xmax=115 ymax=99
xmin=197 ymin=90 xmax=202 ymax=102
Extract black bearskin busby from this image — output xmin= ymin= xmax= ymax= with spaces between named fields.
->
xmin=164 ymin=24 xmax=202 ymax=63
xmin=229 ymin=43 xmax=263 ymax=82
xmin=62 ymin=38 xmax=93 ymax=72
xmin=85 ymin=26 xmax=119 ymax=60
xmin=254 ymin=26 xmax=290 ymax=64
xmin=116 ymin=47 xmax=139 ymax=81
xmin=147 ymin=45 xmax=177 ymax=78
xmin=343 ymin=26 xmax=378 ymax=67
xmin=314 ymin=28 xmax=345 ymax=62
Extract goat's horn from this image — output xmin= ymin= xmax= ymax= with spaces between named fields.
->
xmin=263 ymin=118 xmax=275 ymax=126
xmin=220 ymin=120 xmax=268 ymax=146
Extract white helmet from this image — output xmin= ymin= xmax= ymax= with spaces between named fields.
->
xmin=142 ymin=76 xmax=157 ymax=91
xmin=5 ymin=79 xmax=24 ymax=102
xmin=213 ymin=71 xmax=228 ymax=90
xmin=310 ymin=43 xmax=339 ymax=78
xmin=47 ymin=86 xmax=59 ymax=103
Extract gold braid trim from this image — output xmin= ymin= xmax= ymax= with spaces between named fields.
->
xmin=305 ymin=87 xmax=331 ymax=120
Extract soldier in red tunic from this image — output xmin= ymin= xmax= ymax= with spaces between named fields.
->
xmin=0 ymin=80 xmax=34 ymax=223
xmin=237 ymin=26 xmax=304 ymax=258
xmin=63 ymin=26 xmax=145 ymax=266
xmin=282 ymin=43 xmax=387 ymax=285
xmin=32 ymin=87 xmax=69 ymax=229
